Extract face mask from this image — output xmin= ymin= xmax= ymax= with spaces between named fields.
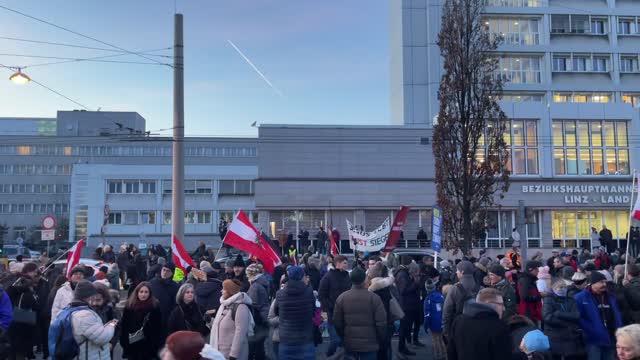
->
xmin=554 ymin=288 xmax=567 ymax=297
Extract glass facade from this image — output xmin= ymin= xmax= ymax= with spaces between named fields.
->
xmin=0 ymin=144 xmax=257 ymax=158
xmin=496 ymin=56 xmax=542 ymax=84
xmin=478 ymin=120 xmax=538 ymax=175
xmin=485 ymin=17 xmax=541 ymax=45
xmin=552 ymin=210 xmax=631 ymax=248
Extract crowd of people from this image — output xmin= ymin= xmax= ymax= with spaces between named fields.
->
xmin=0 ymin=240 xmax=639 ymax=360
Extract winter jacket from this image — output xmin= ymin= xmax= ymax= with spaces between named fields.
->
xmin=368 ymin=275 xmax=395 ymax=327
xmin=575 ymin=288 xmax=623 ymax=347
xmin=275 ymin=278 xmax=315 ymax=345
xmin=494 ymin=279 xmax=517 ymax=320
xmin=333 ymin=284 xmax=387 ymax=353
xmin=423 ymin=290 xmax=444 ymax=333
xmin=518 ymin=272 xmax=542 ymax=321
xmin=119 ymin=304 xmax=163 ymax=360
xmin=473 ymin=263 xmax=488 ymax=287
xmin=195 ymin=277 xmax=223 ymax=312
xmin=507 ymin=315 xmax=538 ymax=356
xmin=70 ymin=300 xmax=115 ymax=360
xmin=447 ymin=301 xmax=511 ymax=360
xmin=318 ymin=268 xmax=351 ymax=317
xmin=149 ymin=276 xmax=179 ymax=326
xmin=305 ymin=266 xmax=321 ymax=291
xmin=395 ymin=267 xmax=421 ymax=312
xmin=542 ymin=294 xmax=584 ymax=357
xmin=595 ymin=253 xmax=612 ymax=270
xmin=233 ymin=273 xmax=250 ymax=293
xmin=6 ymin=276 xmax=39 ymax=355
xmin=107 ymin=268 xmax=120 ymax=290
xmin=442 ymin=274 xmax=478 ymax=336
xmin=147 ymin=263 xmax=162 ymax=281
xmin=624 ymin=277 xmax=640 ymax=323
xmin=116 ymin=252 xmax=131 ymax=276
xmin=268 ymin=300 xmax=280 ymax=343
xmin=210 ymin=292 xmax=252 ymax=360
xmin=94 ymin=304 xmax=119 ymax=350
xmin=0 ymin=289 xmax=12 ymax=330
xmin=102 ymin=251 xmax=116 ymax=264
xmin=247 ymin=275 xmax=270 ymax=324
xmin=167 ymin=301 xmax=208 ymax=336
xmin=51 ymin=281 xmax=74 ymax=323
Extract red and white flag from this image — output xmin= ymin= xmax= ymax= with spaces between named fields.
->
xmin=65 ymin=239 xmax=85 ymax=278
xmin=223 ymin=210 xmax=281 ymax=274
xmin=633 ymin=180 xmax=640 ymax=221
xmin=172 ymin=235 xmax=196 ymax=273
xmin=327 ymin=226 xmax=339 ymax=256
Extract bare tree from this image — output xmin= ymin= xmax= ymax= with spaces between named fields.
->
xmin=432 ymin=0 xmax=510 ymax=253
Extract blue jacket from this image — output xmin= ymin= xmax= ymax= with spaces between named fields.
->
xmin=574 ymin=288 xmax=623 ymax=347
xmin=0 ymin=289 xmax=12 ymax=330
xmin=423 ymin=290 xmax=444 ymax=333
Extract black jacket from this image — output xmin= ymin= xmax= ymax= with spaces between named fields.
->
xmin=395 ymin=267 xmax=420 ymax=312
xmin=195 ymin=277 xmax=222 ymax=312
xmin=507 ymin=315 xmax=538 ymax=356
xmin=120 ymin=305 xmax=163 ymax=360
xmin=447 ymin=301 xmax=511 ymax=360
xmin=624 ymin=277 xmax=640 ymax=323
xmin=542 ymin=294 xmax=583 ymax=357
xmin=319 ymin=269 xmax=351 ymax=316
xmin=147 ymin=263 xmax=162 ymax=281
xmin=233 ymin=273 xmax=250 ymax=293
xmin=102 ymin=251 xmax=116 ymax=264
xmin=306 ymin=266 xmax=321 ymax=291
xmin=149 ymin=277 xmax=179 ymax=325
xmin=275 ymin=279 xmax=315 ymax=345
xmin=6 ymin=276 xmax=40 ymax=355
xmin=167 ymin=301 xmax=208 ymax=336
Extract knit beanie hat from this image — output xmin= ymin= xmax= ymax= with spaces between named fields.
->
xmin=350 ymin=267 xmax=366 ymax=285
xmin=287 ymin=265 xmax=305 ymax=281
xmin=222 ymin=279 xmax=241 ymax=297
xmin=245 ymin=263 xmax=264 ymax=282
xmin=522 ymin=330 xmax=550 ymax=354
xmin=70 ymin=264 xmax=89 ymax=277
xmin=456 ymin=260 xmax=475 ymax=275
xmin=163 ymin=262 xmax=176 ymax=273
xmin=158 ymin=257 xmax=166 ymax=266
xmin=525 ymin=260 xmax=542 ymax=272
xmin=488 ymin=264 xmax=506 ymax=278
xmin=479 ymin=258 xmax=490 ymax=267
xmin=589 ymin=271 xmax=607 ymax=284
xmin=225 ymin=259 xmax=235 ymax=268
xmin=233 ymin=254 xmax=245 ymax=268
xmin=166 ymin=331 xmax=205 ymax=360
xmin=20 ymin=262 xmax=38 ymax=274
xmin=537 ymin=266 xmax=551 ymax=279
xmin=571 ymin=271 xmax=587 ymax=282
xmin=74 ymin=280 xmax=97 ymax=301
xmin=425 ymin=278 xmax=437 ymax=293
xmin=199 ymin=261 xmax=212 ymax=270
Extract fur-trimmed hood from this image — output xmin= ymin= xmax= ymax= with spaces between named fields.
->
xmin=368 ymin=275 xmax=395 ymax=292
xmin=475 ymin=262 xmax=488 ymax=273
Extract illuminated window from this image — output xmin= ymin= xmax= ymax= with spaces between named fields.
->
xmin=17 ymin=146 xmax=31 ymax=155
xmin=622 ymin=93 xmax=640 ymax=107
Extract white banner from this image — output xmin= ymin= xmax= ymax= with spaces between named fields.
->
xmin=346 ymin=218 xmax=391 ymax=252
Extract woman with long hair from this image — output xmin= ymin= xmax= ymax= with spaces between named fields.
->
xmin=120 ymin=281 xmax=163 ymax=360
xmin=167 ymin=283 xmax=208 ymax=337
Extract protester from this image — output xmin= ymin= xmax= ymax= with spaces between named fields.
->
xmin=210 ymin=279 xmax=253 ymax=360
xmin=31 ymin=265 xmax=49 ymax=358
xmin=569 ymin=271 xmax=588 ymax=298
xmin=232 ymin=255 xmax=250 ymax=292
xmin=507 ymin=315 xmax=538 ymax=357
xmin=102 ymin=245 xmax=116 ymax=264
xmin=615 ymin=324 xmax=640 ymax=360
xmin=305 ymin=257 xmax=322 ymax=291
xmin=333 ymin=267 xmax=387 ymax=360
xmin=150 ymin=262 xmax=180 ymax=329
xmin=438 ymin=259 xmax=455 ymax=286
xmin=575 ymin=271 xmax=623 ymax=360
xmin=579 ymin=248 xmax=592 ymax=265
xmin=518 ymin=260 xmax=543 ymax=324
xmin=595 ymin=247 xmax=612 ymax=271
xmin=318 ymin=254 xmax=351 ymax=357
xmin=446 ymin=288 xmax=511 ymax=360
xmin=474 ymin=257 xmax=490 ymax=287
xmin=488 ymin=263 xmax=517 ymax=320
xmin=107 ymin=263 xmax=120 ymax=290
xmin=395 ymin=258 xmax=422 ymax=355
xmin=367 ymin=262 xmax=396 ymax=360
xmin=600 ymin=225 xmax=614 ymax=253
xmin=423 ymin=278 xmax=446 ymax=360
xmin=624 ymin=264 xmax=640 ymax=323
xmin=267 ymin=295 xmax=281 ymax=358
xmin=442 ymin=260 xmax=479 ymax=338
xmin=195 ymin=265 xmax=223 ymax=316
xmin=67 ymin=280 xmax=116 ymax=359
xmin=91 ymin=282 xmax=119 ymax=355
xmin=148 ymin=257 xmax=166 ymax=281
xmin=6 ymin=262 xmax=39 ymax=359
xmin=542 ymin=278 xmax=584 ymax=360
xmin=245 ymin=263 xmax=269 ymax=360
xmin=274 ymin=266 xmax=315 ymax=360
xmin=120 ymin=281 xmax=164 ymax=360
xmin=167 ymin=283 xmax=208 ymax=337
xmin=536 ymin=266 xmax=552 ymax=297
xmin=192 ymin=241 xmax=207 ymax=261
xmin=117 ymin=245 xmax=131 ymax=286
xmin=51 ymin=264 xmax=88 ymax=322
xmin=518 ymin=329 xmax=551 ymax=360
xmin=161 ymin=330 xmax=223 ymax=360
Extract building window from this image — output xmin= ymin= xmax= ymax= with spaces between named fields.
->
xmin=552 ymin=210 xmax=630 ymax=249
xmin=196 ymin=180 xmax=212 ymax=194
xmin=590 ymin=18 xmax=607 ymax=34
xmin=219 ymin=180 xmax=254 ymax=195
xmin=620 ymin=55 xmax=639 ymax=73
xmin=553 ymin=54 xmax=610 ymax=73
xmin=526 ymin=210 xmax=541 ymax=248
xmin=479 ymin=120 xmax=538 ymax=175
xmin=618 ymin=17 xmax=640 ymax=35
xmin=107 ymin=180 xmax=122 ymax=194
xmin=485 ymin=17 xmax=541 ymax=45
xmin=123 ymin=211 xmax=138 ymax=225
xmin=236 ymin=180 xmax=252 ymax=194
xmin=163 ymin=211 xmax=172 ymax=225
xmin=622 ymin=93 xmax=640 ymax=107
xmin=551 ymin=15 xmax=607 ymax=35
xmin=219 ymin=211 xmax=235 ymax=223
xmin=483 ymin=210 xmax=514 ymax=248
xmin=553 ymin=56 xmax=568 ymax=72
xmin=553 ymin=120 xmax=630 ymax=175
xmin=501 ymin=93 xmax=544 ymax=102
xmin=163 ymin=180 xmax=172 ymax=194
xmin=140 ymin=211 xmax=156 ymax=224
xmin=108 ymin=212 xmax=122 ymax=225
xmin=496 ymin=56 xmax=542 ymax=84
xmin=553 ymin=92 xmax=611 ymax=103
xmin=184 ymin=211 xmax=196 ymax=224
xmin=184 ymin=180 xmax=196 ymax=194
xmin=141 ymin=181 xmax=156 ymax=194
xmin=197 ymin=211 xmax=212 ymax=224
xmin=124 ymin=181 xmax=139 ymax=194
xmin=485 ymin=0 xmax=540 ymax=7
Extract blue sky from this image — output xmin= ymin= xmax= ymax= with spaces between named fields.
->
xmin=0 ymin=1 xmax=389 ymax=136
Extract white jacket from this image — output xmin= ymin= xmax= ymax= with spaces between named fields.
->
xmin=71 ymin=307 xmax=115 ymax=360
xmin=51 ymin=282 xmax=74 ymax=324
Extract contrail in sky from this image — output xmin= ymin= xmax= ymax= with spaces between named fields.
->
xmin=227 ymin=40 xmax=284 ymax=98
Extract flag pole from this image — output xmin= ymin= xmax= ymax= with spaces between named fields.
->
xmin=624 ymin=169 xmax=637 ymax=278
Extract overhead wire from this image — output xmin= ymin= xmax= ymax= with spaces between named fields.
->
xmin=0 ymin=36 xmax=173 ymax=57
xmin=0 ymin=52 xmax=170 ymax=67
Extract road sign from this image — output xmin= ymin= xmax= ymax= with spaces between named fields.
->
xmin=42 ymin=216 xmax=56 ymax=230
xmin=16 ymin=237 xmax=24 ymax=246
xmin=42 ymin=229 xmax=55 ymax=241
xmin=431 ymin=206 xmax=443 ymax=252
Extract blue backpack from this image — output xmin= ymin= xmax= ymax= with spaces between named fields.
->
xmin=48 ymin=306 xmax=88 ymax=360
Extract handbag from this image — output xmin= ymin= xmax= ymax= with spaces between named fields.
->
xmin=389 ymin=296 xmax=405 ymax=321
xmin=128 ymin=313 xmax=150 ymax=344
xmin=13 ymin=294 xmax=36 ymax=325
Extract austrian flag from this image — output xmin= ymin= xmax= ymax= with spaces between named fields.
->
xmin=172 ymin=235 xmax=196 ymax=273
xmin=633 ymin=180 xmax=640 ymax=221
xmin=223 ymin=210 xmax=281 ymax=274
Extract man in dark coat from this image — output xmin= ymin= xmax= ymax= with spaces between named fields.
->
xmin=318 ymin=255 xmax=351 ymax=357
xmin=147 ymin=256 xmax=165 ymax=281
xmin=33 ymin=268 xmax=50 ymax=358
xmin=447 ymin=288 xmax=511 ymax=360
xmin=517 ymin=260 xmax=542 ymax=323
xmin=191 ymin=241 xmax=207 ymax=261
xmin=232 ymin=255 xmax=250 ymax=292
xmin=274 ymin=266 xmax=316 ymax=359
xmin=442 ymin=260 xmax=479 ymax=337
xmin=417 ymin=228 xmax=428 ymax=247
xmin=333 ymin=267 xmax=387 ymax=359
xmin=116 ymin=245 xmax=131 ymax=285
xmin=395 ymin=258 xmax=422 ymax=356
xmin=195 ymin=265 xmax=223 ymax=314
xmin=6 ymin=262 xmax=41 ymax=359
xmin=624 ymin=263 xmax=640 ymax=323
xmin=600 ymin=225 xmax=614 ymax=253
xmin=149 ymin=262 xmax=179 ymax=330
xmin=488 ymin=264 xmax=517 ymax=320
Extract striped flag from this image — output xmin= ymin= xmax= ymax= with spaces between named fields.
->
xmin=327 ymin=226 xmax=339 ymax=256
xmin=633 ymin=180 xmax=640 ymax=221
xmin=172 ymin=235 xmax=196 ymax=273
xmin=65 ymin=239 xmax=85 ymax=278
xmin=223 ymin=210 xmax=281 ymax=274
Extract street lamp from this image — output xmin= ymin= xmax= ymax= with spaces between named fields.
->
xmin=9 ymin=68 xmax=31 ymax=85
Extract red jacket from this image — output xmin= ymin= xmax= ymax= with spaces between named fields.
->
xmin=517 ymin=272 xmax=542 ymax=321
xmin=594 ymin=254 xmax=611 ymax=270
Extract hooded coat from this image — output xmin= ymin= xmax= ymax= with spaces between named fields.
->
xmin=493 ymin=279 xmax=518 ymax=320
xmin=195 ymin=276 xmax=223 ymax=312
xmin=247 ymin=274 xmax=270 ymax=324
xmin=318 ymin=268 xmax=351 ymax=318
xmin=446 ymin=301 xmax=511 ymax=360
xmin=542 ymin=293 xmax=584 ymax=357
xmin=275 ymin=278 xmax=315 ymax=345
xmin=517 ymin=272 xmax=542 ymax=321
xmin=51 ymin=281 xmax=74 ymax=323
xmin=6 ymin=276 xmax=39 ymax=355
xmin=210 ymin=292 xmax=253 ymax=360
xmin=70 ymin=300 xmax=115 ymax=360
xmin=149 ymin=276 xmax=179 ymax=326
xmin=442 ymin=274 xmax=478 ymax=336
xmin=624 ymin=276 xmax=640 ymax=323
xmin=333 ymin=284 xmax=387 ymax=353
